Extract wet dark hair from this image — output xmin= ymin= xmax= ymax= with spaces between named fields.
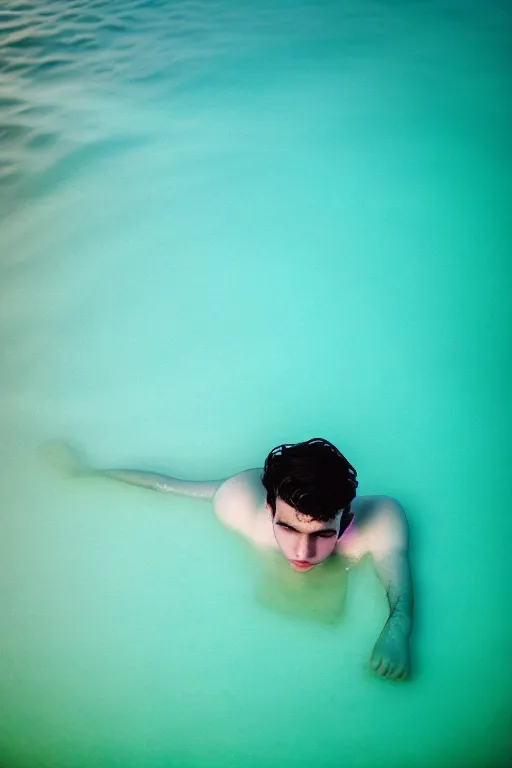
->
xmin=261 ymin=437 xmax=358 ymax=537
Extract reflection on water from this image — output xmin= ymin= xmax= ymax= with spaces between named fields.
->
xmin=0 ymin=0 xmax=328 ymax=217
xmin=0 ymin=0 xmax=235 ymax=214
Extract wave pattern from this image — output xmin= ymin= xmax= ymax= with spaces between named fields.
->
xmin=0 ymin=0 xmax=321 ymax=215
xmin=1 ymin=0 xmax=509 ymax=219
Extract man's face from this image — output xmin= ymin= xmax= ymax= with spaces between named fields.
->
xmin=267 ymin=497 xmax=342 ymax=572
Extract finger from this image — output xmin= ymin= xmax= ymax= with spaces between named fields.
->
xmin=370 ymin=653 xmax=381 ymax=671
xmin=389 ymin=664 xmax=402 ymax=680
xmin=378 ymin=660 xmax=390 ymax=677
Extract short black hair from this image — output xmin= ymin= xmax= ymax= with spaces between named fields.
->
xmin=261 ymin=437 xmax=358 ymax=535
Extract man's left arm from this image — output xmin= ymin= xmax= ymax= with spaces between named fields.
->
xmin=365 ymin=498 xmax=414 ymax=681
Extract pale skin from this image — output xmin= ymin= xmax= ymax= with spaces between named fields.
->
xmin=43 ymin=443 xmax=414 ymax=681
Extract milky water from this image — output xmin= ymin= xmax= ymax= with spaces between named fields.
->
xmin=1 ymin=2 xmax=511 ymax=767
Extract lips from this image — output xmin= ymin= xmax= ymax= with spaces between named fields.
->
xmin=290 ymin=560 xmax=312 ymax=569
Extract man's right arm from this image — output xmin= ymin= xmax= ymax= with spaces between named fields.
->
xmin=96 ymin=468 xmax=226 ymax=501
xmin=39 ymin=441 xmax=227 ymax=502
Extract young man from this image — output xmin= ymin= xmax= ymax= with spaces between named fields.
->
xmin=60 ymin=437 xmax=414 ymax=681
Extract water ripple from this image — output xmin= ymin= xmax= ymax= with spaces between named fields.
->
xmin=1 ymin=0 xmax=509 ymax=219
xmin=0 ymin=0 xmax=258 ymax=214
xmin=1 ymin=1 xmax=253 ymax=204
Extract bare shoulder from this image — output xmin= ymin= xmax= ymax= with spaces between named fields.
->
xmin=212 ymin=468 xmax=265 ymax=538
xmin=338 ymin=495 xmax=409 ymax=558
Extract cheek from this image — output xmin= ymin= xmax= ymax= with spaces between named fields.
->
xmin=315 ymin=538 xmax=338 ymax=558
xmin=273 ymin=528 xmax=294 ymax=553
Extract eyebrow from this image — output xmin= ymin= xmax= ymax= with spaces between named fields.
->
xmin=276 ymin=521 xmax=338 ymax=535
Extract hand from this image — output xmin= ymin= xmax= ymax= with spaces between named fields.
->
xmin=369 ymin=618 xmax=411 ymax=681
xmin=38 ymin=441 xmax=90 ymax=478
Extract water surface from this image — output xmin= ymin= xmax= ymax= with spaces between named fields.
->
xmin=1 ymin=2 xmax=510 ymax=767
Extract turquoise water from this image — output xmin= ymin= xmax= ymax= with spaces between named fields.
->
xmin=1 ymin=2 xmax=511 ymax=766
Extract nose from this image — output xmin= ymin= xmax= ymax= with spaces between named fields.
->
xmin=296 ymin=534 xmax=315 ymax=561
